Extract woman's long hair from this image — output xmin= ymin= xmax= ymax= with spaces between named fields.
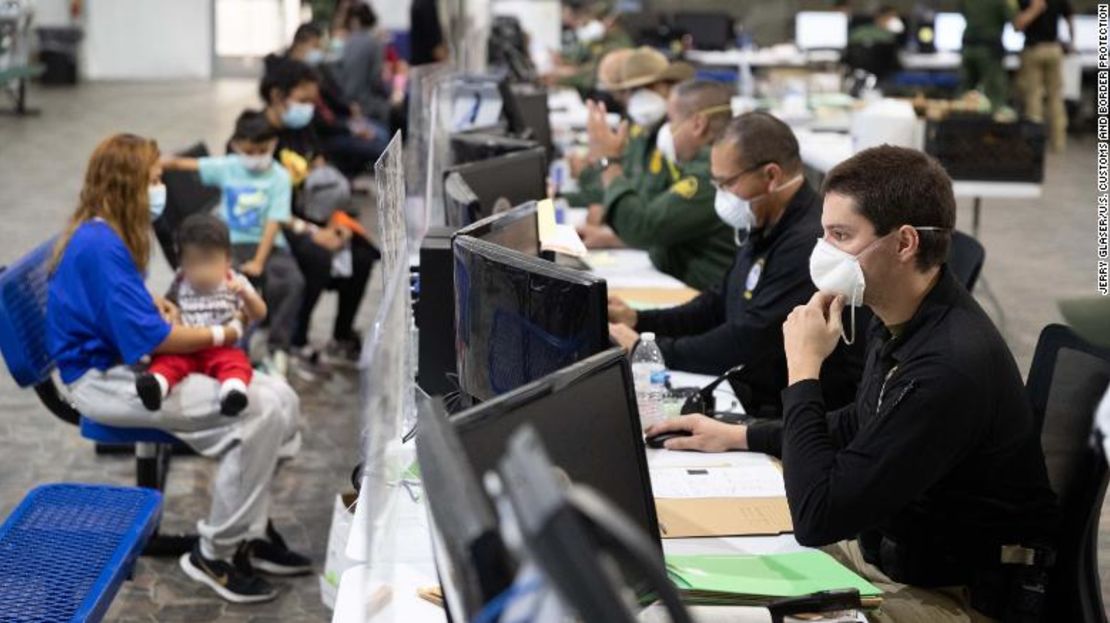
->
xmin=51 ymin=134 xmax=160 ymax=273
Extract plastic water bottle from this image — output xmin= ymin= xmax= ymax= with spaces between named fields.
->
xmin=631 ymin=333 xmax=666 ymax=429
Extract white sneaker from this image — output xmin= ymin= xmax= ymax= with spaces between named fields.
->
xmin=267 ymin=350 xmax=289 ymax=379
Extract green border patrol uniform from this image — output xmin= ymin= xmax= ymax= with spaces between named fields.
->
xmin=960 ymin=0 xmax=1017 ymax=110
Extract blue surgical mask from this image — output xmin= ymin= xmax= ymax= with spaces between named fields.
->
xmin=304 ymin=48 xmax=325 ymax=65
xmin=148 ymin=183 xmax=167 ymax=220
xmin=282 ymin=102 xmax=315 ymax=129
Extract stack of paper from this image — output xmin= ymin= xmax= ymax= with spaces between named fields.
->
xmin=666 ymin=551 xmax=882 ymax=607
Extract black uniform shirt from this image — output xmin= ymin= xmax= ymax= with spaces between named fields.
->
xmin=1020 ymin=0 xmax=1073 ymax=47
xmin=636 ymin=183 xmax=865 ymax=409
xmin=748 ymin=266 xmax=1058 ymax=585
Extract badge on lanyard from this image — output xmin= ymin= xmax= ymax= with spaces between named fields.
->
xmin=744 ymin=259 xmax=765 ymax=300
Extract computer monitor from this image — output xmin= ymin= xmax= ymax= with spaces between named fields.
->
xmin=455 ymin=200 xmax=541 ymax=256
xmin=443 ymin=147 xmax=548 ymax=222
xmin=415 ymin=396 xmax=515 ymax=621
xmin=501 ymin=83 xmax=553 ymax=156
xmin=451 ymin=347 xmax=660 ymax=548
xmin=452 ymin=235 xmax=609 ymax=401
xmin=1067 ymin=15 xmax=1097 ymax=52
xmin=673 ymin=11 xmax=734 ymax=51
xmin=1003 ymin=22 xmax=1025 ymax=53
xmin=444 ymin=171 xmax=482 ymax=228
xmin=934 ymin=12 xmax=966 ymax=53
xmin=450 ymin=131 xmax=540 ymax=165
xmin=795 ymin=11 xmax=849 ymax=50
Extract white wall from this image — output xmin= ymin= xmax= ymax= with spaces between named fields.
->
xmin=82 ymin=0 xmax=212 ymax=80
xmin=29 ymin=0 xmax=74 ymax=27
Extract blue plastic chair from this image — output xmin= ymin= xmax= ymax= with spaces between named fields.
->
xmin=0 ymin=483 xmax=162 ymax=623
xmin=0 ymin=239 xmax=195 ymax=556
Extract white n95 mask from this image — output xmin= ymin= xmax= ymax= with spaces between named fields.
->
xmin=714 ymin=189 xmax=754 ymax=233
xmin=809 ymin=237 xmax=869 ymax=345
xmin=576 ymin=20 xmax=605 ymax=44
xmin=655 ymin=122 xmax=677 ymax=164
xmin=627 ymin=89 xmax=667 ymax=127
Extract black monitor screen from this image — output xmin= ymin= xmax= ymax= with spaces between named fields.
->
xmin=444 ymin=171 xmax=482 ymax=228
xmin=444 ymin=147 xmax=547 ymax=221
xmin=452 ymin=348 xmax=660 ymax=549
xmin=450 ymin=131 xmax=539 ymax=165
xmin=453 ymin=235 xmax=608 ymax=401
xmin=454 ymin=201 xmax=540 ymax=256
xmin=502 ymin=84 xmax=552 ymax=155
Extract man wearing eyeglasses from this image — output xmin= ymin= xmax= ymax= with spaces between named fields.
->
xmin=609 ymin=112 xmax=866 ymax=415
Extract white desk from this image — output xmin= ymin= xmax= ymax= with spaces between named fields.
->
xmin=685 ymin=48 xmax=843 ymax=68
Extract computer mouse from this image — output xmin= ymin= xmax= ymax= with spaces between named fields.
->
xmin=645 ymin=430 xmax=693 ymax=449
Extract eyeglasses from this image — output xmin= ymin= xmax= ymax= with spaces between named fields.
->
xmin=710 ymin=160 xmax=776 ymax=191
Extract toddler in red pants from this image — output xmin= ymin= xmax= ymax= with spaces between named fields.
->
xmin=136 ymin=215 xmax=268 ymax=416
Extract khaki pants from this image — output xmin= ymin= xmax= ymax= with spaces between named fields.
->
xmin=1019 ymin=42 xmax=1068 ymax=151
xmin=823 ymin=541 xmax=996 ymax=623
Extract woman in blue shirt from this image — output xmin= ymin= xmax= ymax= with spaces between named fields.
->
xmin=46 ymin=134 xmax=307 ymax=604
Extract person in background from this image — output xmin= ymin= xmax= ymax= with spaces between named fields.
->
xmin=609 ymin=113 xmax=866 ymax=415
xmin=163 ymin=111 xmax=305 ymax=379
xmin=959 ymin=0 xmax=1046 ymax=115
xmin=47 ymin=134 xmax=306 ymax=604
xmin=644 ymin=145 xmax=1058 ymax=622
xmin=572 ymin=47 xmax=695 ymax=246
xmin=546 ymin=0 xmax=632 ymax=96
xmin=583 ymin=80 xmax=736 ymax=291
xmin=844 ymin=5 xmax=904 ymax=81
xmin=410 ymin=0 xmax=447 ymax=65
xmin=336 ymin=4 xmax=398 ymax=132
xmin=1016 ymin=0 xmax=1074 ymax=152
xmin=281 ymin=23 xmax=390 ymax=176
xmin=260 ymin=60 xmax=378 ymax=366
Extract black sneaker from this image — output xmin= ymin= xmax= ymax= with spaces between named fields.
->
xmin=249 ymin=521 xmax=313 ymax=576
xmin=179 ymin=542 xmax=279 ymax=603
xmin=135 ymin=373 xmax=162 ymax=411
xmin=220 ymin=390 xmax=248 ymax=416
xmin=324 ymin=335 xmax=362 ymax=369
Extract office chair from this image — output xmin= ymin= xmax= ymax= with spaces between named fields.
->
xmin=1026 ymin=324 xmax=1110 ymax=623
xmin=0 ymin=239 xmax=196 ymax=557
xmin=947 ymin=230 xmax=985 ymax=293
xmin=156 ymin=142 xmax=221 ymax=269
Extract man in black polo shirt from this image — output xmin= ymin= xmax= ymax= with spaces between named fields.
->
xmin=646 ymin=146 xmax=1058 ymax=621
xmin=609 ymin=113 xmax=865 ymax=413
xmin=1017 ymin=0 xmax=1075 ymax=152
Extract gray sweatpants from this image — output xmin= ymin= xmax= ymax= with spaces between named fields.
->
xmin=231 ymin=244 xmax=304 ymax=352
xmin=69 ymin=365 xmax=302 ymax=559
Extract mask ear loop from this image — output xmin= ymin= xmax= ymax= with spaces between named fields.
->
xmin=842 ymin=288 xmax=858 ymax=346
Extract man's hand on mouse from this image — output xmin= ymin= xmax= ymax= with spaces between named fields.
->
xmin=645 ymin=415 xmax=748 ymax=453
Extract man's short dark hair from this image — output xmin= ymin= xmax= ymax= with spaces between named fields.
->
xmin=293 ymin=23 xmax=322 ymax=45
xmin=672 ymin=79 xmax=733 ymax=141
xmin=822 ymin=145 xmax=956 ymax=271
xmin=720 ymin=112 xmax=802 ymax=174
xmin=177 ymin=214 xmax=231 ymax=255
xmin=259 ymin=58 xmax=319 ymax=102
xmin=232 ymin=110 xmax=277 ymax=144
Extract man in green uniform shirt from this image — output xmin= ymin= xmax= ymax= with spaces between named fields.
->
xmin=548 ymin=1 xmax=633 ymax=96
xmin=583 ymin=80 xmax=737 ymax=291
xmin=960 ymin=0 xmax=1045 ymax=112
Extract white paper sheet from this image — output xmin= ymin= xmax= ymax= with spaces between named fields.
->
xmin=650 ymin=464 xmax=786 ymax=499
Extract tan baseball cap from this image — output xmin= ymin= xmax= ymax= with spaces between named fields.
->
xmin=608 ymin=47 xmax=695 ymax=91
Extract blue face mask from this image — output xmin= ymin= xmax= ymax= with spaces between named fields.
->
xmin=282 ymin=102 xmax=315 ymax=129
xmin=304 ymin=48 xmax=325 ymax=65
xmin=149 ymin=183 xmax=167 ymax=220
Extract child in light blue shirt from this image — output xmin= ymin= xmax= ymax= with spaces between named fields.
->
xmin=163 ymin=111 xmax=305 ymax=377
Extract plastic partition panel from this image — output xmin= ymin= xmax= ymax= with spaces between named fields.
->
xmin=406 ymin=62 xmax=454 ymax=225
xmin=425 ymin=71 xmax=461 ymax=228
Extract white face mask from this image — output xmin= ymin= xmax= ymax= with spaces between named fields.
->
xmin=885 ymin=17 xmax=906 ymax=34
xmin=655 ymin=122 xmax=677 ymax=164
xmin=809 ymin=226 xmax=948 ymax=344
xmin=626 ymin=89 xmax=667 ymax=127
xmin=238 ymin=152 xmax=274 ymax=173
xmin=148 ymin=183 xmax=167 ymax=220
xmin=576 ymin=20 xmax=605 ymax=43
xmin=714 ymin=189 xmax=754 ymax=233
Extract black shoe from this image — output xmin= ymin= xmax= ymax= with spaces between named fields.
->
xmin=135 ymin=373 xmax=162 ymax=411
xmin=179 ymin=542 xmax=279 ymax=604
xmin=220 ymin=389 xmax=248 ymax=416
xmin=249 ymin=521 xmax=312 ymax=576
xmin=324 ymin=335 xmax=362 ymax=368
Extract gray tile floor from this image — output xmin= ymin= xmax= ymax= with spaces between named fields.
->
xmin=0 ymin=80 xmax=1106 ymax=620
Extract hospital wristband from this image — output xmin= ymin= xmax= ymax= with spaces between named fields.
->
xmin=211 ymin=326 xmax=226 ymax=347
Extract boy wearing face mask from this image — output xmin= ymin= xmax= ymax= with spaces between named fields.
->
xmin=582 ymin=79 xmax=735 ymax=291
xmin=609 ymin=112 xmax=866 ymax=415
xmin=645 ymin=146 xmax=1058 ymax=622
xmin=163 ymin=111 xmax=305 ymax=377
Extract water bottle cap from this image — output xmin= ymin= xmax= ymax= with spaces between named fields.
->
xmin=650 ymin=371 xmax=668 ymax=384
xmin=640 ymin=332 xmax=655 ymax=341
